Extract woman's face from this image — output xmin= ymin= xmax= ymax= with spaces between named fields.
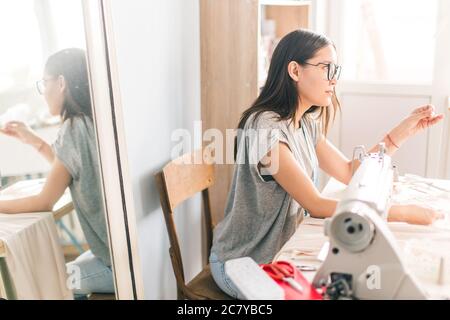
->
xmin=42 ymin=72 xmax=65 ymax=116
xmin=296 ymin=45 xmax=338 ymax=108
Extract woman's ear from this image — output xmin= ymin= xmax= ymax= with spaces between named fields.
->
xmin=58 ymin=75 xmax=66 ymax=93
xmin=287 ymin=61 xmax=301 ymax=82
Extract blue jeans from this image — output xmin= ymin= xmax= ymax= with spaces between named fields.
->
xmin=209 ymin=252 xmax=245 ymax=299
xmin=66 ymin=250 xmax=115 ymax=299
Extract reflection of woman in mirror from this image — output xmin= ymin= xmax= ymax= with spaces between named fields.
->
xmin=0 ymin=48 xmax=114 ymax=299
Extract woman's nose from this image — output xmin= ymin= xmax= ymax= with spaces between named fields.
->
xmin=329 ymin=78 xmax=337 ymax=86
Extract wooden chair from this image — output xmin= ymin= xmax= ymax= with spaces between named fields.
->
xmin=155 ymin=149 xmax=232 ymax=300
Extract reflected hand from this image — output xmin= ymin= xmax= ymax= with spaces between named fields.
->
xmin=390 ymin=204 xmax=444 ymax=225
xmin=389 ymin=105 xmax=444 ymax=147
xmin=0 ymin=121 xmax=43 ymax=147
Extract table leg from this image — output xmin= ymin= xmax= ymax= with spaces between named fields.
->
xmin=0 ymin=257 xmax=17 ymax=300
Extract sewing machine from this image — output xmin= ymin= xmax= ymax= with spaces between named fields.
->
xmin=312 ymin=144 xmax=427 ymax=299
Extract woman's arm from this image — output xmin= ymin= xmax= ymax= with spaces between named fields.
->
xmin=316 ymin=104 xmax=444 ymax=185
xmin=33 ymin=139 xmax=55 ymax=164
xmin=263 ymin=142 xmax=442 ymax=224
xmin=263 ymin=142 xmax=338 ymax=218
xmin=0 ymin=121 xmax=55 ymax=163
xmin=0 ymin=158 xmax=71 ymax=214
xmin=315 ymin=136 xmax=396 ymax=185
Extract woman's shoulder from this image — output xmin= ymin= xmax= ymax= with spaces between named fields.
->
xmin=246 ymin=111 xmax=285 ymax=129
xmin=303 ymin=111 xmax=322 ymax=129
xmin=59 ymin=115 xmax=94 ymax=139
xmin=302 ymin=111 xmax=323 ymax=145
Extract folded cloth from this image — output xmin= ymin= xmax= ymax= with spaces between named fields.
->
xmin=0 ymin=212 xmax=73 ymax=300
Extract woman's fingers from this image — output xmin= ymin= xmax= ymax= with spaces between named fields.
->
xmin=412 ymin=109 xmax=440 ymax=125
xmin=4 ymin=121 xmax=24 ymax=129
xmin=434 ymin=211 xmax=445 ymax=220
xmin=415 ymin=108 xmax=434 ymax=118
xmin=420 ymin=114 xmax=444 ymax=129
xmin=425 ymin=207 xmax=444 ymax=223
xmin=0 ymin=127 xmax=13 ymax=133
xmin=412 ymin=104 xmax=434 ymax=115
xmin=5 ymin=121 xmax=25 ymax=126
xmin=0 ymin=123 xmax=24 ymax=136
xmin=3 ymin=125 xmax=19 ymax=133
xmin=4 ymin=121 xmax=27 ymax=132
xmin=0 ymin=129 xmax=18 ymax=138
xmin=410 ymin=105 xmax=437 ymax=122
xmin=430 ymin=114 xmax=445 ymax=125
xmin=424 ymin=209 xmax=444 ymax=225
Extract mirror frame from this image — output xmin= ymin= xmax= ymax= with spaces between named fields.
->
xmin=82 ymin=0 xmax=144 ymax=299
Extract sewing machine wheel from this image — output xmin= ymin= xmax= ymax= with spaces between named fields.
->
xmin=330 ymin=211 xmax=375 ymax=253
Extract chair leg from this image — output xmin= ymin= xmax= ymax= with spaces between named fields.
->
xmin=177 ymin=286 xmax=186 ymax=300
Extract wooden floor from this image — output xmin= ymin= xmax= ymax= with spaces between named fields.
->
xmin=88 ymin=293 xmax=116 ymax=300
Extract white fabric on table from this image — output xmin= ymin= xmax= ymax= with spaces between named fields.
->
xmin=275 ymin=176 xmax=450 ymax=299
xmin=0 ymin=212 xmax=73 ymax=300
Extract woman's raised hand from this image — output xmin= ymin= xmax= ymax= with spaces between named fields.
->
xmin=0 ymin=121 xmax=43 ymax=147
xmin=389 ymin=105 xmax=444 ymax=147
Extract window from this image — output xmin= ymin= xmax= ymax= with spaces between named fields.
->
xmin=0 ymin=0 xmax=85 ymax=126
xmin=340 ymin=0 xmax=439 ymax=84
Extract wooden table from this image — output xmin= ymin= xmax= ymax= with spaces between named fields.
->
xmin=274 ymin=177 xmax=450 ymax=299
xmin=0 ymin=179 xmax=74 ymax=299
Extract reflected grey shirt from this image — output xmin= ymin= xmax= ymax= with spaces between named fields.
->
xmin=53 ymin=116 xmax=111 ymax=267
xmin=211 ymin=111 xmax=321 ymax=264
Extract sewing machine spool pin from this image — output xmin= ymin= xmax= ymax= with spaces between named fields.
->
xmin=351 ymin=145 xmax=367 ymax=177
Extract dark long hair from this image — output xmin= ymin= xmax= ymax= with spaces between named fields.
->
xmin=238 ymin=29 xmax=340 ymax=134
xmin=45 ymin=48 xmax=92 ymax=122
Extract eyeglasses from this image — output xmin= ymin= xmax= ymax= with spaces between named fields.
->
xmin=303 ymin=62 xmax=342 ymax=81
xmin=36 ymin=77 xmax=56 ymax=95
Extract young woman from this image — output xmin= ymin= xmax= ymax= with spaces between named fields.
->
xmin=0 ymin=48 xmax=114 ymax=298
xmin=209 ymin=29 xmax=445 ymax=298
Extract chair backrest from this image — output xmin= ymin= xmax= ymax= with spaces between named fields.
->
xmin=155 ymin=149 xmax=215 ymax=297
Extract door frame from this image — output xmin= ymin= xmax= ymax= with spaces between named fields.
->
xmin=82 ymin=0 xmax=144 ymax=299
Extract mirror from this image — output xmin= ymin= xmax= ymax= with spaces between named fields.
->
xmin=0 ymin=0 xmax=140 ymax=300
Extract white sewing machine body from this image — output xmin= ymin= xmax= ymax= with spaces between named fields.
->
xmin=313 ymin=145 xmax=427 ymax=299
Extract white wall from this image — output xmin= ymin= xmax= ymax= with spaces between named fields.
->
xmin=109 ymin=0 xmax=202 ymax=299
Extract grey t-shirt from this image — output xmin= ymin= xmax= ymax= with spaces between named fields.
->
xmin=53 ymin=116 xmax=111 ymax=267
xmin=211 ymin=111 xmax=321 ymax=264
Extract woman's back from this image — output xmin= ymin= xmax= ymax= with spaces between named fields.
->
xmin=53 ymin=116 xmax=110 ymax=267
